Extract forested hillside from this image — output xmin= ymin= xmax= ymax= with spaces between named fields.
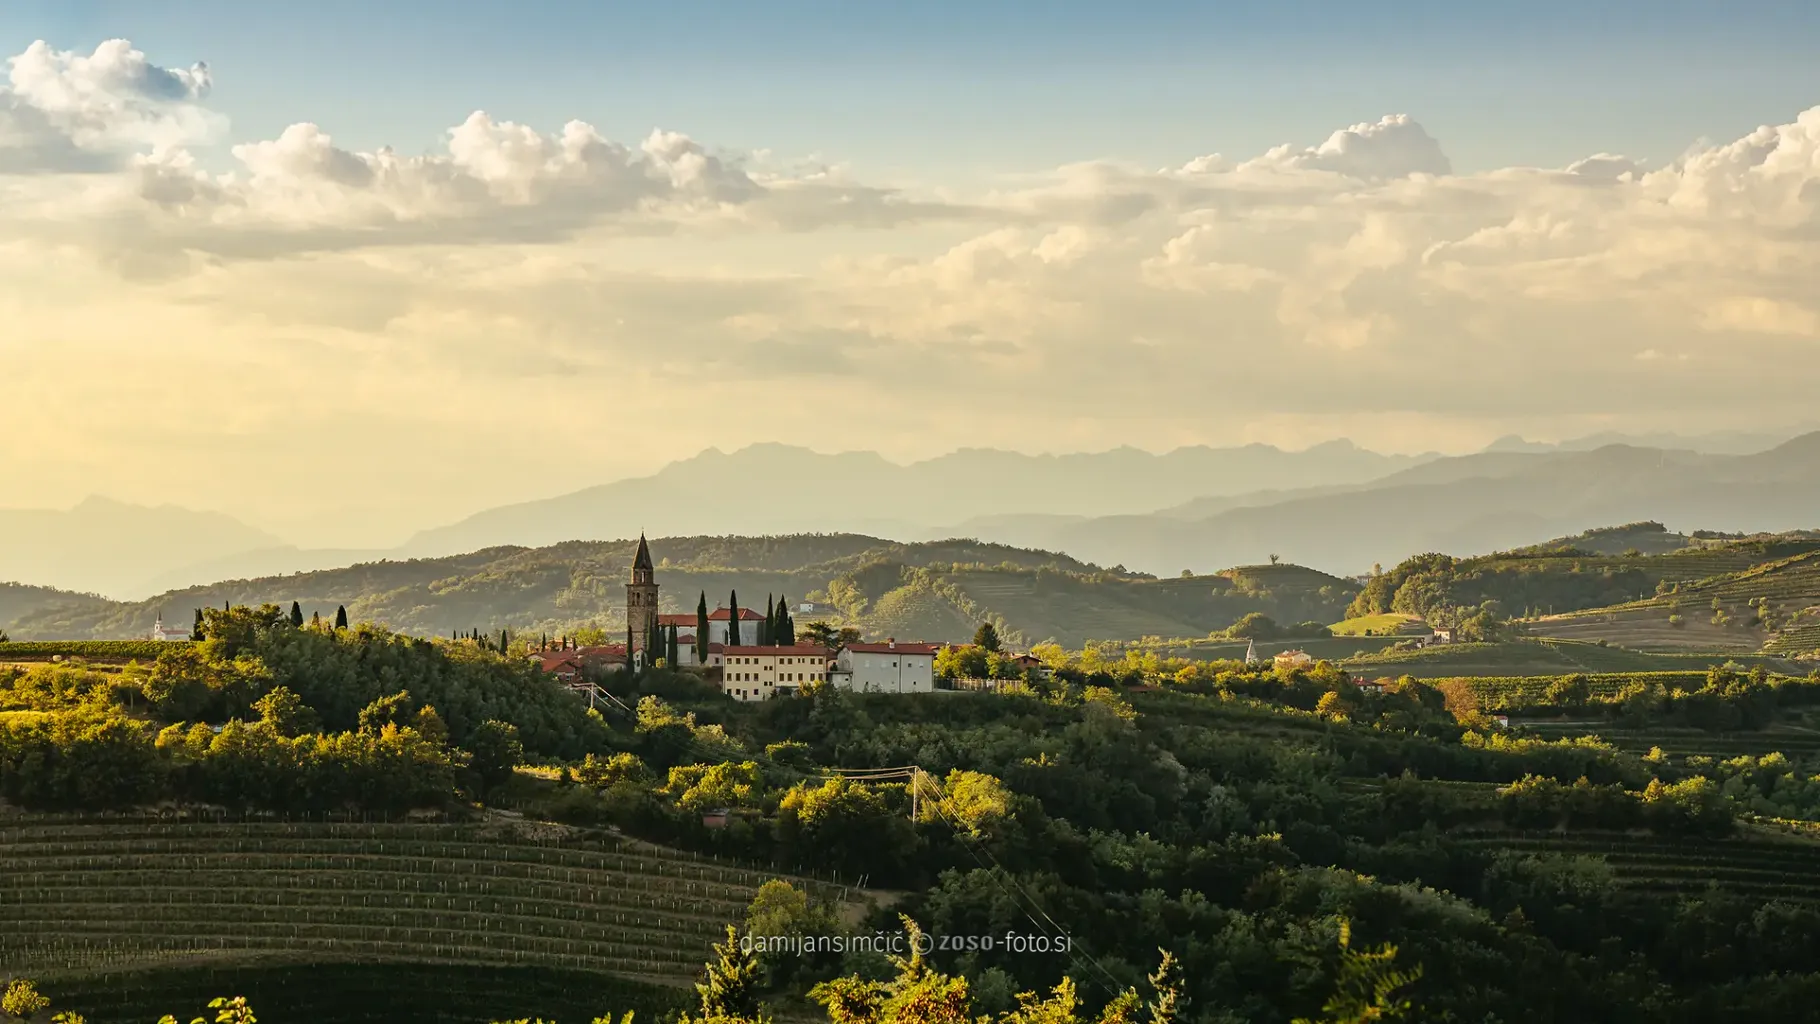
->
xmin=14 ymin=611 xmax=1820 ymax=1022
xmin=2 ymin=535 xmax=1357 ymax=648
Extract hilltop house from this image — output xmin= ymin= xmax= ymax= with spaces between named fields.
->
xmin=1273 ymin=649 xmax=1315 ymax=670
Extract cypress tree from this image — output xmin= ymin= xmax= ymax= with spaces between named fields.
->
xmin=191 ymin=608 xmax=204 ymax=642
xmin=311 ymin=611 xmax=321 ymax=629
xmin=780 ymin=601 xmax=796 ymax=646
xmin=667 ymin=624 xmax=680 ymax=667
xmin=334 ymin=605 xmax=348 ymax=629
xmin=501 ymin=628 xmax=511 ymax=652
xmin=289 ymin=601 xmax=304 ymax=628
xmin=728 ymin=591 xmax=742 ymax=646
xmin=696 ymin=591 xmax=711 ymax=663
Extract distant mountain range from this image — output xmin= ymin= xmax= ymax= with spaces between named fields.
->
xmin=0 ymin=440 xmax=1437 ymax=597
xmin=0 ymin=498 xmax=284 ymax=600
xmin=954 ymin=434 xmax=1820 ymax=576
xmin=4 ymin=429 xmax=1817 ymax=598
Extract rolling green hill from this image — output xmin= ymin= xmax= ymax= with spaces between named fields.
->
xmin=3 ymin=536 xmax=1359 ymax=650
xmin=830 ymin=560 xmax=1360 ymax=648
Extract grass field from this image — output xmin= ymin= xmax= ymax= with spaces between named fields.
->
xmin=1328 ymin=613 xmax=1425 ymax=637
xmin=0 ymin=818 xmax=869 ymax=988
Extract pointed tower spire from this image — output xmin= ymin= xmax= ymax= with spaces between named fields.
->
xmin=633 ymin=533 xmax=654 ymax=573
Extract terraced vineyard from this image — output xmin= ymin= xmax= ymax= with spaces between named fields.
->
xmin=0 ymin=819 xmax=866 ymax=987
xmin=1342 ymin=639 xmax=1797 ymax=678
xmin=40 ymin=962 xmax=681 ymax=1024
xmin=1514 ymin=721 xmax=1820 ymax=760
xmin=1453 ymin=673 xmax=1708 ymax=712
xmin=1526 ymin=550 xmax=1820 ymax=655
xmin=1455 ymin=828 xmax=1820 ymax=905
xmin=1765 ymin=621 xmax=1820 ymax=657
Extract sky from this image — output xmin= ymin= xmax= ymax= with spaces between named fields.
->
xmin=1 ymin=1 xmax=1818 ymax=547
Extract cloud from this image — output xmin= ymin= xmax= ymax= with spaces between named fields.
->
xmin=1 ymin=39 xmax=214 ymax=172
xmin=1566 ymin=153 xmax=1642 ymax=179
xmin=1242 ymin=113 xmax=1453 ymax=179
xmin=3 ymin=34 xmax=1820 ymax=535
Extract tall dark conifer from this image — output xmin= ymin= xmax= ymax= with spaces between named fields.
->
xmin=191 ymin=608 xmax=204 ymax=642
xmin=334 ymin=605 xmax=349 ymax=629
xmin=728 ymin=591 xmax=742 ymax=646
xmin=289 ymin=601 xmax=304 ymax=628
xmin=759 ymin=595 xmax=774 ymax=646
xmin=779 ymin=599 xmax=796 ymax=646
xmin=667 ymin=624 xmax=680 ymax=667
xmin=696 ymin=591 xmax=710 ymax=663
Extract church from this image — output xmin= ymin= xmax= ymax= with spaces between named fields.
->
xmin=623 ymin=533 xmax=766 ymax=668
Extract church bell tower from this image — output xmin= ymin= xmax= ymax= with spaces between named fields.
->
xmin=625 ymin=533 xmax=659 ymax=664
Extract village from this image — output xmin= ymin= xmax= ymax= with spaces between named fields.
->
xmin=525 ymin=535 xmax=1052 ymax=702
xmin=515 ymin=536 xmax=1455 ymax=707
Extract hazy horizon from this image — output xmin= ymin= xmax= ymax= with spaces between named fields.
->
xmin=3 ymin=2 xmax=1819 ymax=547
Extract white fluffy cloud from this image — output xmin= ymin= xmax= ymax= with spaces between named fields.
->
xmin=1 ymin=39 xmax=214 ymax=172
xmin=1243 ymin=113 xmax=1453 ymax=179
xmin=2 ymin=36 xmax=1819 ymax=538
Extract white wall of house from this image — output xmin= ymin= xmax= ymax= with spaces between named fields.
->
xmin=835 ymin=643 xmax=937 ymax=693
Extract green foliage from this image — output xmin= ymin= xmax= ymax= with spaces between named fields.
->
xmin=680 ymin=925 xmax=769 ymax=1024
xmin=973 ymin=621 xmax=1002 ymax=652
xmin=1290 ymin=920 xmax=1422 ymax=1024
xmin=466 ymin=719 xmax=526 ymax=793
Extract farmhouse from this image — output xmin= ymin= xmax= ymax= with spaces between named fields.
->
xmin=1273 ymin=649 xmax=1315 ymax=670
xmin=832 ymin=641 xmax=941 ymax=694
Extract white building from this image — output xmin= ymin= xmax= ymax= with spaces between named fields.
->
xmin=833 ymin=641 xmax=940 ymax=694
xmin=1273 ymin=649 xmax=1315 ymax=670
xmin=720 ymin=645 xmax=831 ymax=702
xmin=659 ymin=607 xmax=768 ymax=651
xmin=149 ymin=614 xmax=190 ymax=642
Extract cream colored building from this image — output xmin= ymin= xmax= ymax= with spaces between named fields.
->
xmin=720 ymin=645 xmax=832 ymax=702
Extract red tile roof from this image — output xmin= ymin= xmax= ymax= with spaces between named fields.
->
xmin=722 ymin=645 xmax=832 ymax=657
xmin=658 ymin=609 xmax=765 ymax=625
xmin=845 ymin=642 xmax=942 ymax=656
